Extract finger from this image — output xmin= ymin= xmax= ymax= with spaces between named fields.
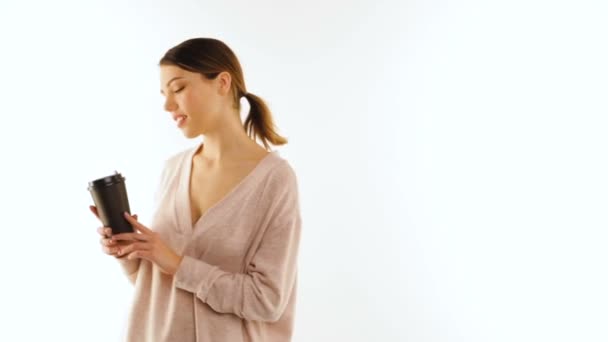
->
xmin=117 ymin=241 xmax=152 ymax=257
xmin=124 ymin=212 xmax=153 ymax=234
xmin=89 ymin=205 xmax=99 ymax=219
xmin=102 ymin=245 xmax=119 ymax=256
xmin=127 ymin=249 xmax=151 ymax=260
xmin=117 ymin=240 xmax=134 ymax=247
xmin=97 ymin=226 xmax=113 ymax=238
xmin=99 ymin=237 xmax=110 ymax=246
xmin=100 ymin=236 xmax=122 ymax=247
xmin=111 ymin=232 xmax=149 ymax=242
xmin=97 ymin=226 xmax=111 ymax=236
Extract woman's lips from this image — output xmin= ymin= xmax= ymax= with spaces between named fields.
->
xmin=176 ymin=115 xmax=187 ymax=127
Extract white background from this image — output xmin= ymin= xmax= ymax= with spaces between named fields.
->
xmin=0 ymin=0 xmax=606 ymax=341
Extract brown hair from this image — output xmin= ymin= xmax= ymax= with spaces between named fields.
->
xmin=159 ymin=38 xmax=287 ymax=150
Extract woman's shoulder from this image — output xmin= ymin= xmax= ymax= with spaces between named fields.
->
xmin=262 ymin=151 xmax=299 ymax=192
xmin=258 ymin=152 xmax=301 ymax=215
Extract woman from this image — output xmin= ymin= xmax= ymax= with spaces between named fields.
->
xmin=89 ymin=37 xmax=302 ymax=342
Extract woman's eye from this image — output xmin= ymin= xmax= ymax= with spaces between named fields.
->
xmin=174 ymin=86 xmax=185 ymax=93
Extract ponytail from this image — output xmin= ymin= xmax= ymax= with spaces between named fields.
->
xmin=243 ymin=92 xmax=288 ymax=150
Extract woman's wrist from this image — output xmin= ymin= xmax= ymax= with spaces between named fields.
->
xmin=171 ymin=254 xmax=185 ymax=275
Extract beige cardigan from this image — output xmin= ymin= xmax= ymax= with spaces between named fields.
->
xmin=117 ymin=143 xmax=302 ymax=341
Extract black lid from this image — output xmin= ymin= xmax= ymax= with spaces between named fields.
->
xmin=88 ymin=170 xmax=126 ymax=189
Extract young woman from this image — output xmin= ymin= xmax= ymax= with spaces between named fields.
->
xmin=90 ymin=37 xmax=302 ymax=342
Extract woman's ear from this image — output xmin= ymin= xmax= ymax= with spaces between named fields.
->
xmin=217 ymin=71 xmax=232 ymax=95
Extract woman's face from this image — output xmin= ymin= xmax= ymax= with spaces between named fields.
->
xmin=160 ymin=64 xmax=232 ymax=138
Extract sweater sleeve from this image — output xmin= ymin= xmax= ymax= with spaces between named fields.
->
xmin=117 ymin=256 xmax=140 ymax=284
xmin=173 ymin=161 xmax=302 ymax=322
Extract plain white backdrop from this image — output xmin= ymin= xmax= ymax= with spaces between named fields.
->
xmin=0 ymin=0 xmax=606 ymax=341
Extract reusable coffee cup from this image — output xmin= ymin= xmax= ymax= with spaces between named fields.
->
xmin=87 ymin=171 xmax=134 ymax=234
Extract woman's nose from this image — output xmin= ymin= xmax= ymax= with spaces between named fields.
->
xmin=163 ymin=96 xmax=177 ymax=112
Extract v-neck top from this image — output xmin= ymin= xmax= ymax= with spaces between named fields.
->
xmin=118 ymin=142 xmax=302 ymax=342
xmin=179 ymin=143 xmax=277 ymax=232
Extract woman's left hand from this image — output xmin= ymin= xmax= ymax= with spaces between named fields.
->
xmin=111 ymin=212 xmax=184 ymax=275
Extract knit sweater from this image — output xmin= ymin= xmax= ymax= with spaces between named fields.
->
xmin=116 ymin=143 xmax=301 ymax=341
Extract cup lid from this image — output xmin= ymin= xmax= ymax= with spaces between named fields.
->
xmin=88 ymin=170 xmax=126 ymax=189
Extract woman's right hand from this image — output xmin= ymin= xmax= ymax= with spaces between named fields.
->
xmin=90 ymin=205 xmax=137 ymax=258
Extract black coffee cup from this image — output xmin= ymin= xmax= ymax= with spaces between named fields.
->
xmin=88 ymin=171 xmax=134 ymax=234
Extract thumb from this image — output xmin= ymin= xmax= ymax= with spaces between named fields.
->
xmin=89 ymin=205 xmax=99 ymax=219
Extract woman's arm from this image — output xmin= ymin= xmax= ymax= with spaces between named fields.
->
xmin=173 ymin=163 xmax=302 ymax=322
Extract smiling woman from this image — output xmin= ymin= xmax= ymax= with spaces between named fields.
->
xmin=158 ymin=38 xmax=287 ymax=150
xmin=90 ymin=37 xmax=302 ymax=342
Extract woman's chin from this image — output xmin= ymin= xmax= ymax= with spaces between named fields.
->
xmin=183 ymin=130 xmax=199 ymax=139
xmin=181 ymin=126 xmax=202 ymax=139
